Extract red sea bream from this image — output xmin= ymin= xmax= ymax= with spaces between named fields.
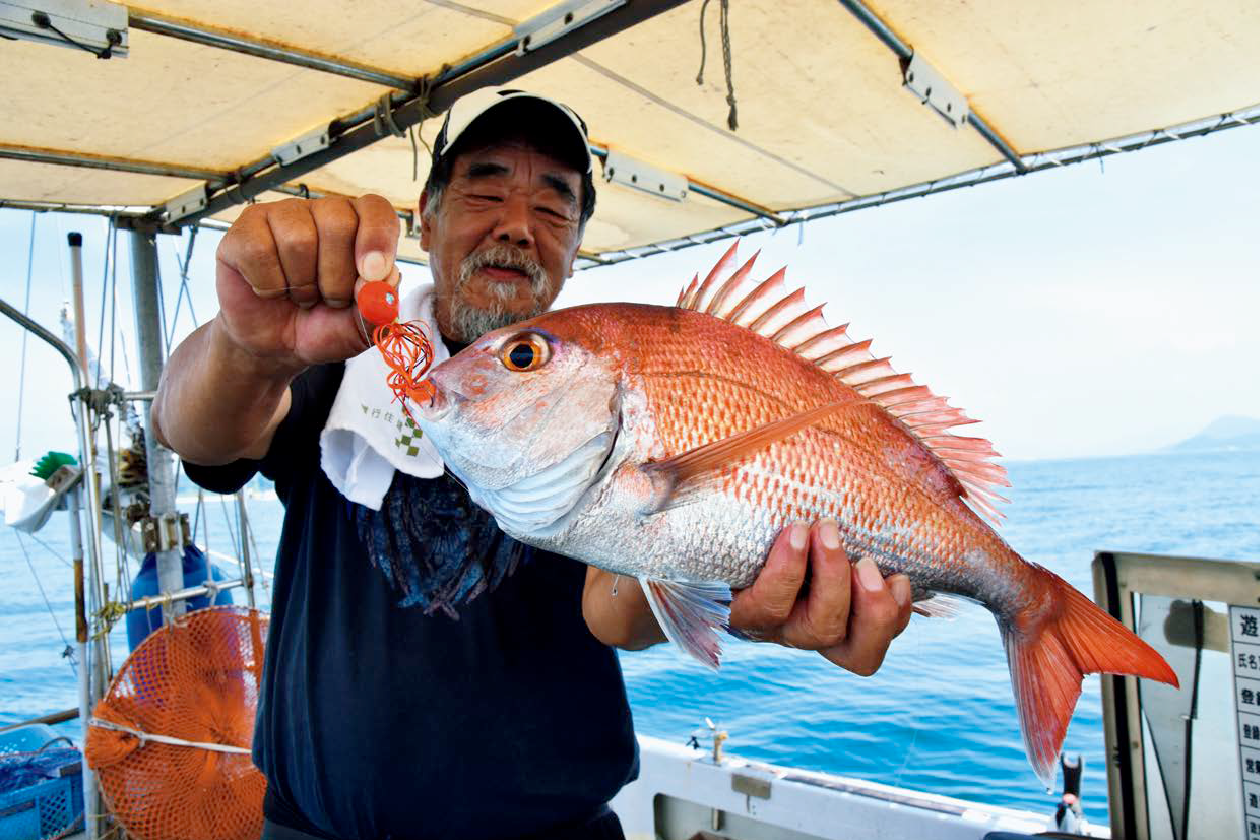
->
xmin=412 ymin=244 xmax=1178 ymax=785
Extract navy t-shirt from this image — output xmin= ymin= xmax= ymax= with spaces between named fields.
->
xmin=184 ymin=363 xmax=637 ymax=840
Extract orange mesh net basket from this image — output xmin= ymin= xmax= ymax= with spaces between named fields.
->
xmin=85 ymin=606 xmax=268 ymax=840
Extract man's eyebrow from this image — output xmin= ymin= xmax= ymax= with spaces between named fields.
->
xmin=465 ymin=161 xmax=511 ymax=180
xmin=541 ymin=173 xmax=578 ymax=206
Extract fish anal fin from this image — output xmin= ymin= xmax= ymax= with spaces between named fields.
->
xmin=1004 ymin=568 xmax=1178 ymax=787
xmin=641 ymin=399 xmax=858 ymax=513
xmin=911 ymin=592 xmax=965 ymax=620
xmin=641 ymin=578 xmax=731 ymax=670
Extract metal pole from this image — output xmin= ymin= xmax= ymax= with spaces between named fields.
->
xmin=127 ymin=229 xmax=186 ymax=618
xmin=236 ymin=493 xmax=256 ymax=609
xmin=66 ymin=484 xmax=100 ymax=840
xmin=833 ymin=0 xmax=1028 ymax=173
xmin=67 ymin=233 xmax=112 ymax=686
xmin=129 ymin=9 xmax=420 ymax=91
xmin=183 ymin=0 xmax=690 ymax=225
xmin=0 ymin=145 xmax=227 ymax=184
xmin=0 ymin=291 xmax=108 ymax=840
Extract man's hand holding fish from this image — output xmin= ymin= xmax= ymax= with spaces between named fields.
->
xmin=584 ymin=520 xmax=913 ymax=676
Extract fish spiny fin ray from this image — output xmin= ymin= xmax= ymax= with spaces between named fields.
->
xmin=676 ymin=240 xmax=1010 ymax=524
xmin=640 ymin=578 xmax=731 ymax=670
xmin=641 ymin=400 xmax=860 ymax=513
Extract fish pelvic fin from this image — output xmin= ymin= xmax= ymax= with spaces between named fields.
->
xmin=641 ymin=399 xmax=859 ymax=513
xmin=640 ymin=578 xmax=732 ymax=670
xmin=1004 ymin=567 xmax=1179 ymax=788
xmin=679 ymin=241 xmax=1010 ymax=525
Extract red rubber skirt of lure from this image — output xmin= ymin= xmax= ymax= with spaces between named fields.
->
xmin=358 ymin=281 xmax=435 ymax=417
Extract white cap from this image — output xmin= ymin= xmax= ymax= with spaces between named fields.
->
xmin=432 ymin=86 xmax=592 ymax=175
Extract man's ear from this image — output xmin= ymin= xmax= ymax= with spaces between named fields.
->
xmin=419 ymin=190 xmax=434 ymax=251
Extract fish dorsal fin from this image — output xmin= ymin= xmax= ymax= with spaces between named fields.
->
xmin=678 ymin=241 xmax=1010 ymax=524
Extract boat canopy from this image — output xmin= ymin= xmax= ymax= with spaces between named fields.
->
xmin=1 ymin=0 xmax=1258 ymax=266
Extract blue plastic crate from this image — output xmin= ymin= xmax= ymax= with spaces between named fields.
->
xmin=0 ymin=726 xmax=84 ymax=840
xmin=0 ymin=774 xmax=83 ymax=840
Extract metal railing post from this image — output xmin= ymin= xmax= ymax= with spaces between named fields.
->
xmin=127 ymin=229 xmax=186 ymax=617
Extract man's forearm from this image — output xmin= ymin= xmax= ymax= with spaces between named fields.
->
xmin=153 ymin=318 xmax=297 ymax=465
xmin=582 ymin=568 xmax=666 ymax=650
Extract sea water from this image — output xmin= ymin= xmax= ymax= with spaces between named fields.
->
xmin=2 ymin=449 xmax=1257 ymax=825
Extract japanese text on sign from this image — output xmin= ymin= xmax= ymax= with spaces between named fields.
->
xmin=1234 ymin=607 xmax=1260 ymax=840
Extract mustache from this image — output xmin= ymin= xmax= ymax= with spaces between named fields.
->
xmin=458 ymin=245 xmax=548 ymax=300
xmin=445 ymin=245 xmax=553 ymax=343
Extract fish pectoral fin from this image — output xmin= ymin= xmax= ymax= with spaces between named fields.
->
xmin=640 ymin=577 xmax=732 ymax=670
xmin=640 ymin=399 xmax=859 ymax=513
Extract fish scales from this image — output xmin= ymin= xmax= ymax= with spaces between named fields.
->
xmin=612 ymin=304 xmax=999 ymax=594
xmin=413 ymin=245 xmax=1178 ymax=787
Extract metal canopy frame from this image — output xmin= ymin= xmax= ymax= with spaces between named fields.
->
xmin=3 ymin=0 xmax=1258 ymax=267
xmin=588 ymin=102 xmax=1260 ymax=265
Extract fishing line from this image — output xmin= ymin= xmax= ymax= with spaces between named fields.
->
xmin=109 ymin=222 xmax=132 ymax=392
xmin=154 ymin=243 xmax=173 ymax=362
xmin=14 ymin=211 xmax=37 ymax=461
xmin=96 ymin=217 xmax=116 ymax=385
xmin=25 ymin=533 xmax=71 ymax=569
xmin=15 ymin=532 xmax=77 ymax=676
xmin=889 ymin=617 xmax=925 ymax=790
xmin=218 ymin=494 xmax=242 ymax=560
xmin=105 ymin=216 xmax=117 ymax=383
xmin=168 ymin=227 xmax=201 ymax=333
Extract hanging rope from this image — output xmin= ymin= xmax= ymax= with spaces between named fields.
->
xmin=14 ymin=212 xmax=37 ymax=461
xmin=695 ymin=0 xmax=739 ymax=131
xmin=377 ymin=75 xmax=440 ymax=182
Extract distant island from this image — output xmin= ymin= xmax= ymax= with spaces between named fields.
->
xmin=1166 ymin=415 xmax=1260 ymax=453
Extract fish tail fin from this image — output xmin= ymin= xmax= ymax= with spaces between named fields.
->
xmin=1003 ymin=567 xmax=1178 ymax=788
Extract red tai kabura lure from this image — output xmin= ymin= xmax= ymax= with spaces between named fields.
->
xmin=356 ymin=280 xmax=436 ymax=418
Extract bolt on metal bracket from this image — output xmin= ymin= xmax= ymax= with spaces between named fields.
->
xmin=272 ymin=124 xmax=331 ymax=167
xmin=514 ymin=0 xmax=625 ymax=55
xmin=164 ymin=184 xmax=208 ymax=221
xmin=140 ymin=512 xmax=190 ymax=553
xmin=602 ymin=150 xmax=688 ymax=201
xmin=903 ymin=51 xmax=969 ymax=128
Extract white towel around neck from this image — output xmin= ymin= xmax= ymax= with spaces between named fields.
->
xmin=320 ymin=284 xmax=448 ymax=510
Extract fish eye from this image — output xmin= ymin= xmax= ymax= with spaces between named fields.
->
xmin=499 ymin=332 xmax=552 ymax=373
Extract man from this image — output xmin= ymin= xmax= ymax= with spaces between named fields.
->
xmin=153 ymin=87 xmax=913 ymax=840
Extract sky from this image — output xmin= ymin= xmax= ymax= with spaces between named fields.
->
xmin=1 ymin=124 xmax=1257 ymax=463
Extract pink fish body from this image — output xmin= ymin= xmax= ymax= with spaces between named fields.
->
xmin=414 ymin=244 xmax=1177 ymax=785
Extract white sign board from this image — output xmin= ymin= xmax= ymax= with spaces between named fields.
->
xmin=1232 ymin=606 xmax=1260 ymax=839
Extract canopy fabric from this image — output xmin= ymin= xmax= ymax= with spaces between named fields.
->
xmin=1 ymin=0 xmax=1257 ymax=261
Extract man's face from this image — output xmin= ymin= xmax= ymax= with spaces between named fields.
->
xmin=421 ymin=139 xmax=584 ymax=343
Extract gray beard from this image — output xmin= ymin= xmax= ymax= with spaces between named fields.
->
xmin=444 ymin=245 xmax=551 ymax=343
